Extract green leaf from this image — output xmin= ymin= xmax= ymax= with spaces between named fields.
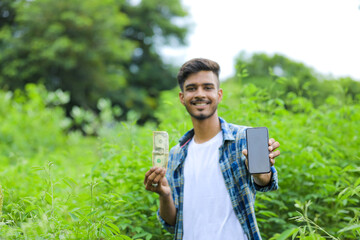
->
xmin=45 ymin=192 xmax=52 ymax=205
xmin=338 ymin=224 xmax=360 ymax=233
xmin=25 ymin=205 xmax=37 ymax=213
xmin=354 ymin=177 xmax=360 ymax=187
xmin=259 ymin=210 xmax=278 ymax=217
xmin=63 ymin=177 xmax=77 ymax=188
xmin=31 ymin=166 xmax=44 ymax=171
xmin=106 ymin=222 xmax=120 ymax=235
xmin=133 ymin=232 xmax=148 ymax=239
xmin=69 ymin=212 xmax=79 ymax=222
xmin=274 ymin=228 xmax=299 ymax=240
xmin=86 ymin=210 xmax=97 ymax=217
xmin=120 ymin=235 xmax=133 ymax=240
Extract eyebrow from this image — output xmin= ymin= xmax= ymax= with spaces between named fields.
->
xmin=185 ymin=83 xmax=215 ymax=88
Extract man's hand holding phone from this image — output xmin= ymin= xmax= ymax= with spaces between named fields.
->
xmin=242 ymin=127 xmax=280 ymax=186
xmin=243 ymin=137 xmax=280 ymax=166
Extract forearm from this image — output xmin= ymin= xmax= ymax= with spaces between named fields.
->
xmin=253 ymin=171 xmax=272 ymax=186
xmin=159 ymin=193 xmax=177 ymax=226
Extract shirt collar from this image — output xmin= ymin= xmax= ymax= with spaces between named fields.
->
xmin=219 ymin=117 xmax=235 ymax=142
xmin=179 ymin=117 xmax=235 ymax=148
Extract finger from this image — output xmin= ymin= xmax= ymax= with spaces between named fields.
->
xmin=269 ymin=138 xmax=275 ymax=146
xmin=270 ymin=158 xmax=275 ymax=166
xmin=145 ymin=175 xmax=158 ymax=191
xmin=144 ymin=167 xmax=157 ymax=184
xmin=145 ymin=183 xmax=158 ymax=192
xmin=153 ymin=168 xmax=166 ymax=184
xmin=145 ymin=177 xmax=154 ymax=191
xmin=242 ymin=149 xmax=248 ymax=169
xmin=147 ymin=171 xmax=159 ymax=183
xmin=269 ymin=141 xmax=280 ymax=151
xmin=242 ymin=149 xmax=248 ymax=157
xmin=146 ymin=167 xmax=165 ymax=185
xmin=144 ymin=169 xmax=153 ymax=185
xmin=269 ymin=150 xmax=280 ymax=159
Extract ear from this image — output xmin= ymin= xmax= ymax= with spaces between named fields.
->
xmin=218 ymin=88 xmax=223 ymax=102
xmin=179 ymin=91 xmax=185 ymax=105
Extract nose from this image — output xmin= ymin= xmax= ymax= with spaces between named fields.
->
xmin=195 ymin=87 xmax=206 ymax=98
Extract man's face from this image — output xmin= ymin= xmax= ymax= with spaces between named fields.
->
xmin=179 ymin=71 xmax=223 ymax=121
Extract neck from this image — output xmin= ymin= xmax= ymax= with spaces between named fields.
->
xmin=191 ymin=112 xmax=221 ymax=144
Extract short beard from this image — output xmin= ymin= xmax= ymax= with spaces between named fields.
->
xmin=185 ymin=105 xmax=217 ymax=120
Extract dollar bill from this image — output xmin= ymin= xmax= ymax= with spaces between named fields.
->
xmin=152 ymin=131 xmax=169 ymax=168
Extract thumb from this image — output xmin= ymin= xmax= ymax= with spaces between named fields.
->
xmin=242 ymin=149 xmax=248 ymax=170
xmin=242 ymin=149 xmax=248 ymax=157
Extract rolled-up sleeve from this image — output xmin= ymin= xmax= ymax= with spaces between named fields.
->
xmin=156 ymin=147 xmax=178 ymax=234
xmin=254 ymin=166 xmax=279 ymax=192
xmin=157 ymin=209 xmax=176 ymax=233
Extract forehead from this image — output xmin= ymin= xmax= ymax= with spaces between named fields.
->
xmin=184 ymin=71 xmax=218 ymax=86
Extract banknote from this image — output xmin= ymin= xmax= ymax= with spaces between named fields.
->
xmin=152 ymin=131 xmax=169 ymax=168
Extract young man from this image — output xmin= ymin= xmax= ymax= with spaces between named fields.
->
xmin=144 ymin=58 xmax=280 ymax=240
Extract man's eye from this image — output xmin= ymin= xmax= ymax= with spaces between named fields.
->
xmin=205 ymin=86 xmax=213 ymax=90
xmin=187 ymin=87 xmax=195 ymax=91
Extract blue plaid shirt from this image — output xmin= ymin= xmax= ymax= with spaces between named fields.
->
xmin=157 ymin=117 xmax=278 ymax=240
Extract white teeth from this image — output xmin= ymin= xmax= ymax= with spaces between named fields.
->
xmin=195 ymin=103 xmax=207 ymax=106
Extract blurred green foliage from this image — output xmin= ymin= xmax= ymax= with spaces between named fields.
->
xmin=0 ymin=85 xmax=100 ymax=238
xmin=0 ymin=184 xmax=3 ymax=216
xmin=155 ymin=79 xmax=360 ymax=239
xmin=0 ymin=0 xmax=16 ymax=28
xmin=119 ymin=0 xmax=188 ymax=123
xmin=0 ymin=0 xmax=188 ymax=123
xmin=0 ymin=52 xmax=360 ymax=239
xmin=234 ymin=52 xmax=360 ymax=109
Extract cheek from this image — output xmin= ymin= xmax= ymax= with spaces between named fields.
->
xmin=183 ymin=94 xmax=192 ymax=102
xmin=212 ymin=93 xmax=221 ymax=101
xmin=180 ymin=95 xmax=188 ymax=105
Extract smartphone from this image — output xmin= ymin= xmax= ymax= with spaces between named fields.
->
xmin=246 ymin=127 xmax=271 ymax=174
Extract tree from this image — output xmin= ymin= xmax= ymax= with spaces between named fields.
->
xmin=0 ymin=0 xmax=189 ymax=123
xmin=233 ymin=52 xmax=360 ymax=109
xmin=0 ymin=0 xmax=134 ymax=110
xmin=112 ymin=0 xmax=188 ymax=123
xmin=234 ymin=52 xmax=318 ymax=99
xmin=0 ymin=0 xmax=16 ymax=29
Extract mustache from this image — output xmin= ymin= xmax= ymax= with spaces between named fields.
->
xmin=190 ymin=99 xmax=211 ymax=104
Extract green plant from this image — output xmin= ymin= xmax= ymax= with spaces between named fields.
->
xmin=1 ymin=57 xmax=359 ymax=239
xmin=0 ymin=184 xmax=3 ymax=216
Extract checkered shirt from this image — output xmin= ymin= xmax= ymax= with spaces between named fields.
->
xmin=157 ymin=117 xmax=278 ymax=240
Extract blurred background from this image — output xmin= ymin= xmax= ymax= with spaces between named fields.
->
xmin=166 ymin=0 xmax=360 ymax=81
xmin=0 ymin=0 xmax=359 ymax=239
xmin=1 ymin=0 xmax=359 ymax=126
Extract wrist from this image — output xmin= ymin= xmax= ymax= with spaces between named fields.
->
xmin=159 ymin=189 xmax=171 ymax=198
xmin=253 ymin=172 xmax=272 ymax=186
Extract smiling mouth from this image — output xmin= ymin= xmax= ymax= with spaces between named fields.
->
xmin=193 ymin=103 xmax=207 ymax=106
xmin=191 ymin=100 xmax=210 ymax=106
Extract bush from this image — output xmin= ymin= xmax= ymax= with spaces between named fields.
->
xmin=0 ymin=78 xmax=359 ymax=239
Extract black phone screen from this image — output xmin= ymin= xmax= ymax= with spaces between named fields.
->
xmin=246 ymin=127 xmax=271 ymax=174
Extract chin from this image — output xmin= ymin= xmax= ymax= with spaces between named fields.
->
xmin=185 ymin=104 xmax=218 ymax=121
xmin=191 ymin=111 xmax=216 ymax=121
xmin=193 ymin=115 xmax=208 ymax=120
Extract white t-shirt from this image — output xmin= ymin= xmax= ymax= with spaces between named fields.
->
xmin=183 ymin=131 xmax=248 ymax=240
